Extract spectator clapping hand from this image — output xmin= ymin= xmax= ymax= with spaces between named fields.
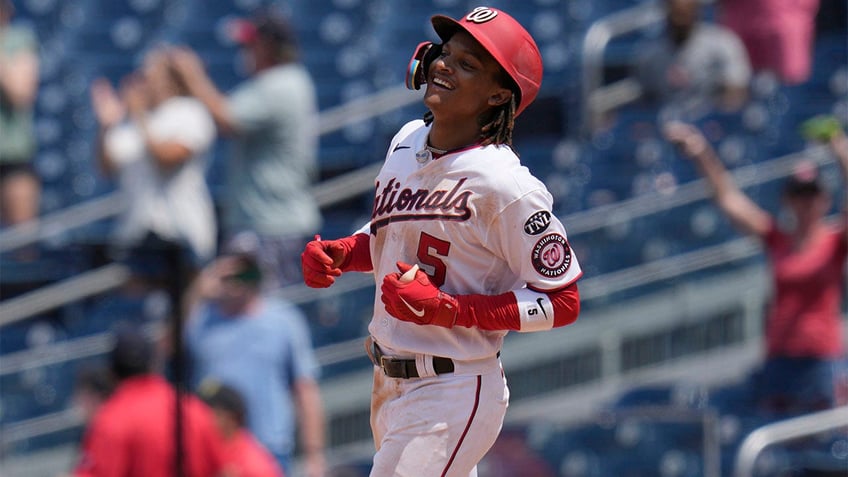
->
xmin=662 ymin=120 xmax=709 ymax=159
xmin=90 ymin=78 xmax=125 ymax=129
xmin=168 ymin=46 xmax=207 ymax=84
xmin=195 ymin=256 xmax=246 ymax=300
xmin=123 ymin=74 xmax=150 ymax=119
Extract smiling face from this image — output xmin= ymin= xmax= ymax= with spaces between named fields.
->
xmin=423 ymin=30 xmax=513 ymax=126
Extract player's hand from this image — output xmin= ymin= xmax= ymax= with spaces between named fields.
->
xmin=381 ymin=262 xmax=458 ymax=328
xmin=301 ymin=236 xmax=346 ymax=288
xmin=662 ymin=121 xmax=708 ymax=158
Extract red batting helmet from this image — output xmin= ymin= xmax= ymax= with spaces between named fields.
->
xmin=431 ymin=6 xmax=543 ymax=116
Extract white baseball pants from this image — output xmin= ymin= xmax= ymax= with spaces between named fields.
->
xmin=369 ymin=363 xmax=509 ymax=477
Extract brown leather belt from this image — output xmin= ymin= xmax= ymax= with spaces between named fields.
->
xmin=367 ymin=338 xmax=454 ymax=379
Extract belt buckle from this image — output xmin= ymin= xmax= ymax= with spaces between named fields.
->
xmin=380 ymin=355 xmax=410 ymax=379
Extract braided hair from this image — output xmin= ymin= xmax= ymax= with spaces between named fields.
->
xmin=479 ymin=92 xmax=517 ymax=147
xmin=422 ymin=70 xmax=520 ymax=149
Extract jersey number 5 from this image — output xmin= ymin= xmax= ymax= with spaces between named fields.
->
xmin=416 ymin=232 xmax=450 ymax=287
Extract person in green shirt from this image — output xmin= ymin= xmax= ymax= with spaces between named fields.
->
xmin=0 ymin=0 xmax=40 ymax=227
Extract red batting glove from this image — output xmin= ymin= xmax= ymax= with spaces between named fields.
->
xmin=301 ymin=237 xmax=343 ymax=288
xmin=301 ymin=234 xmax=372 ymax=288
xmin=380 ymin=262 xmax=459 ymax=327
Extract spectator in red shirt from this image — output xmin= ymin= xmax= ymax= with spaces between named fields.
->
xmin=717 ymin=0 xmax=820 ymax=85
xmin=199 ymin=379 xmax=285 ymax=477
xmin=73 ymin=324 xmax=230 ymax=477
xmin=663 ymin=120 xmax=848 ymax=415
xmin=479 ymin=426 xmax=557 ymax=477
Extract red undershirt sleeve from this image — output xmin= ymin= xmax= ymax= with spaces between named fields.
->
xmin=455 ymin=283 xmax=580 ymax=331
xmin=338 ymin=233 xmax=373 ymax=272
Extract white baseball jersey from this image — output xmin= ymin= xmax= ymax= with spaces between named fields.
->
xmin=365 ymin=120 xmax=582 ymax=361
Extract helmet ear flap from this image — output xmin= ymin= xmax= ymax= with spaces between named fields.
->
xmin=405 ymin=42 xmax=442 ymax=90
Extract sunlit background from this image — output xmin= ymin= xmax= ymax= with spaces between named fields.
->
xmin=1 ymin=0 xmax=846 ymax=476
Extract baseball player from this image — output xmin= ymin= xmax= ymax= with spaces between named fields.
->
xmin=302 ymin=6 xmax=582 ymax=477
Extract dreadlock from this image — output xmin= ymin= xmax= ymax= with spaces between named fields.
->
xmin=479 ymin=93 xmax=517 ymax=148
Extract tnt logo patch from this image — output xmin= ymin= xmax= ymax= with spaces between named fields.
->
xmin=531 ymin=233 xmax=571 ymax=278
xmin=523 ymin=210 xmax=551 ymax=235
xmin=465 ymin=7 xmax=498 ymax=23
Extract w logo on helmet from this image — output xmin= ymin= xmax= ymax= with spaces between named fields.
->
xmin=465 ymin=6 xmax=498 ymax=23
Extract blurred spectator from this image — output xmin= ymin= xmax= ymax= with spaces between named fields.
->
xmin=90 ymin=47 xmax=218 ymax=284
xmin=0 ymin=161 xmax=42 ymax=269
xmin=717 ymin=0 xmax=820 ymax=85
xmin=479 ymin=426 xmax=557 ymax=477
xmin=634 ymin=0 xmax=751 ymax=115
xmin=199 ymin=380 xmax=286 ymax=477
xmin=72 ymin=363 xmax=117 ymax=426
xmin=72 ymin=323 xmax=229 ymax=477
xmin=170 ymin=7 xmax=322 ymax=290
xmin=184 ymin=251 xmax=326 ymax=477
xmin=663 ymin=120 xmax=848 ymax=416
xmin=0 ymin=0 xmax=40 ymax=227
xmin=0 ymin=165 xmax=39 ymax=227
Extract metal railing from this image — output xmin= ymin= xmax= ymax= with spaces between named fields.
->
xmin=580 ymin=0 xmax=718 ymax=135
xmin=0 ymin=263 xmax=130 ymax=327
xmin=580 ymin=1 xmax=663 ymax=135
xmin=0 ymin=192 xmax=128 ymax=254
xmin=563 ymin=144 xmax=832 ymax=235
xmin=734 ymin=406 xmax=848 ymax=477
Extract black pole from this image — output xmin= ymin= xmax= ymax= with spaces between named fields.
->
xmin=164 ymin=242 xmax=186 ymax=477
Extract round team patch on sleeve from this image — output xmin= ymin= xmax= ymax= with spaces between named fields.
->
xmin=531 ymin=233 xmax=572 ymax=278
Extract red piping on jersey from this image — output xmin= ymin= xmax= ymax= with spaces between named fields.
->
xmin=370 ymin=212 xmax=471 ymax=234
xmin=430 ymin=142 xmax=483 ymax=160
xmin=441 ymin=375 xmax=482 ymax=477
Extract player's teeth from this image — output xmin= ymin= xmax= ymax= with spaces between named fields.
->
xmin=433 ymin=78 xmax=452 ymax=89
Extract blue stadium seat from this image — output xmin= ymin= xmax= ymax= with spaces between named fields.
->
xmin=327 ymin=459 xmax=372 ymax=477
xmin=539 ymin=414 xmax=709 ymax=477
xmin=540 ymin=433 xmax=604 ymax=477
xmin=0 ymin=321 xmax=32 ymax=355
xmin=613 ymin=384 xmax=679 ymax=409
xmin=785 ymin=436 xmax=848 ymax=476
xmin=181 ymin=0 xmax=253 ymax=24
xmin=76 ymin=292 xmax=149 ymax=336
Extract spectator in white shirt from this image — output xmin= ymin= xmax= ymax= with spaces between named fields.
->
xmin=91 ymin=47 xmax=217 ymax=284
